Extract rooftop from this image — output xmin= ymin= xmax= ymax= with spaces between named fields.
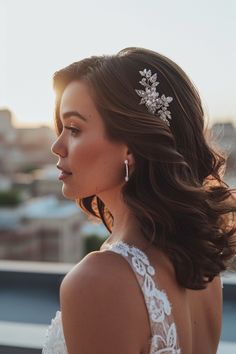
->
xmin=0 ymin=195 xmax=81 ymax=230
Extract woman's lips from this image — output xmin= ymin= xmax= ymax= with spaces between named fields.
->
xmin=56 ymin=165 xmax=72 ymax=180
xmin=58 ymin=171 xmax=72 ymax=180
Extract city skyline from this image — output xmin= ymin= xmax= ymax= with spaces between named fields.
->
xmin=0 ymin=0 xmax=236 ymax=128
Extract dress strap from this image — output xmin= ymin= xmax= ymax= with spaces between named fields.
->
xmin=105 ymin=241 xmax=181 ymax=354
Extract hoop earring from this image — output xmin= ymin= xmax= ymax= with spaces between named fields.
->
xmin=124 ymin=159 xmax=129 ymax=182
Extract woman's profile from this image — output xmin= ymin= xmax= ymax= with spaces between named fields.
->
xmin=42 ymin=47 xmax=236 ymax=354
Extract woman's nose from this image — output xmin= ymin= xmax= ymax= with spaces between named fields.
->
xmin=51 ymin=136 xmax=67 ymax=157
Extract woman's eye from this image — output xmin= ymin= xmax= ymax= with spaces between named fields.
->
xmin=64 ymin=126 xmax=80 ymax=136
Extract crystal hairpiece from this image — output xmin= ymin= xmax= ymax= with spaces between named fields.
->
xmin=135 ymin=68 xmax=173 ymax=126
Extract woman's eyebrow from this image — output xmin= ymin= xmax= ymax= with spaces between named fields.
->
xmin=61 ymin=111 xmax=87 ymax=122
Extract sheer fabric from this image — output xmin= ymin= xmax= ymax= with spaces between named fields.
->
xmin=42 ymin=240 xmax=181 ymax=354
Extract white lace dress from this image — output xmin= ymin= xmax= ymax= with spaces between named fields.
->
xmin=42 ymin=240 xmax=181 ymax=354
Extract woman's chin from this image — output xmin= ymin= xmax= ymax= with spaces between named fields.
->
xmin=61 ymin=186 xmax=77 ymax=200
xmin=61 ymin=184 xmax=94 ymax=200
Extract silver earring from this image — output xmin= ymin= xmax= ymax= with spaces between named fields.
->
xmin=124 ymin=159 xmax=129 ymax=182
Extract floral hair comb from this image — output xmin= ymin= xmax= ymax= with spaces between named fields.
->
xmin=135 ymin=68 xmax=173 ymax=126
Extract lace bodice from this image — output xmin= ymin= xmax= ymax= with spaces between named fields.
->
xmin=42 ymin=240 xmax=181 ymax=354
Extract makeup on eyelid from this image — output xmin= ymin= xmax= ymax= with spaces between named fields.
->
xmin=63 ymin=125 xmax=80 ymax=137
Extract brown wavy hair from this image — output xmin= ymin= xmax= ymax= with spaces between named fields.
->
xmin=53 ymin=47 xmax=236 ymax=289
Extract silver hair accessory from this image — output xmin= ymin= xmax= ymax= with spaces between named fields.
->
xmin=124 ymin=159 xmax=129 ymax=182
xmin=135 ymin=68 xmax=173 ymax=126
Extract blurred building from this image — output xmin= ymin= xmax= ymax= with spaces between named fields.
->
xmin=16 ymin=126 xmax=56 ymax=167
xmin=0 ymin=196 xmax=87 ymax=263
xmin=0 ymin=175 xmax=12 ymax=191
xmin=0 ymin=108 xmax=57 ymax=175
xmin=0 ymin=109 xmax=20 ymax=174
xmin=31 ymin=164 xmax=62 ymax=197
xmin=210 ymin=122 xmax=236 ymax=178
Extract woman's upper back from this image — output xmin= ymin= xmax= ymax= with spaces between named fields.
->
xmin=101 ymin=240 xmax=223 ymax=354
xmin=150 ymin=243 xmax=222 ymax=354
xmin=42 ymin=239 xmax=222 ymax=354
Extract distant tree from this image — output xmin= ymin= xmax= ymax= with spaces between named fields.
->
xmin=19 ymin=164 xmax=39 ymax=174
xmin=0 ymin=189 xmax=21 ymax=206
xmin=83 ymin=233 xmax=107 ymax=254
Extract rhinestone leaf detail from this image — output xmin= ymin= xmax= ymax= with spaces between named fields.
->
xmin=135 ymin=68 xmax=173 ymax=127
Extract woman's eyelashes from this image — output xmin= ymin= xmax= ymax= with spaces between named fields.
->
xmin=64 ymin=126 xmax=81 ymax=136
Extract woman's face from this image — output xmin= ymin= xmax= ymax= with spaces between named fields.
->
xmin=51 ymin=81 xmax=128 ymax=200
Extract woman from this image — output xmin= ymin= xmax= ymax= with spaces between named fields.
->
xmin=42 ymin=47 xmax=236 ymax=354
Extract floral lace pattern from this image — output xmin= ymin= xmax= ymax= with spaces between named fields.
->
xmin=107 ymin=241 xmax=181 ymax=354
xmin=42 ymin=310 xmax=67 ymax=354
xmin=41 ymin=241 xmax=181 ymax=354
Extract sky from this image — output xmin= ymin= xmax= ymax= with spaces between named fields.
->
xmin=0 ymin=0 xmax=236 ymax=128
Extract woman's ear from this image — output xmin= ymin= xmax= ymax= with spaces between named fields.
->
xmin=126 ymin=149 xmax=135 ymax=170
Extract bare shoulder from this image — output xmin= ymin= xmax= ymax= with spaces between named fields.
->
xmin=60 ymin=250 xmax=147 ymax=354
xmin=60 ymin=249 xmax=132 ymax=294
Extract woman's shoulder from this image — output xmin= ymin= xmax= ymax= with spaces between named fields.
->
xmin=61 ymin=248 xmax=134 ymax=287
xmin=59 ymin=248 xmax=148 ymax=313
xmin=59 ymin=249 xmax=149 ymax=354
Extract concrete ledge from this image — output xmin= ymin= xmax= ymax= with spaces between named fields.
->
xmin=222 ymin=271 xmax=236 ymax=285
xmin=0 ymin=260 xmax=74 ymax=274
xmin=217 ymin=341 xmax=236 ymax=354
xmin=0 ymin=321 xmax=47 ymax=349
xmin=0 ymin=271 xmax=61 ymax=324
